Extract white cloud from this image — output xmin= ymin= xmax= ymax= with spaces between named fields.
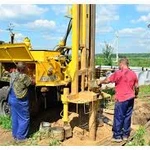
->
xmin=117 ymin=27 xmax=150 ymax=53
xmin=138 ymin=39 xmax=150 ymax=46
xmin=96 ymin=42 xmax=106 ymax=48
xmin=118 ymin=27 xmax=146 ymax=37
xmin=96 ymin=26 xmax=114 ymax=33
xmin=0 ymin=29 xmax=7 ymax=33
xmin=51 ymin=5 xmax=69 ymax=15
xmin=25 ymin=19 xmax=56 ymax=29
xmin=136 ymin=5 xmax=150 ymax=12
xmin=14 ymin=33 xmax=25 ymax=42
xmin=96 ymin=5 xmax=119 ymax=35
xmin=133 ymin=38 xmax=150 ymax=52
xmin=96 ymin=5 xmax=119 ymax=25
xmin=0 ymin=4 xmax=48 ymax=21
xmin=131 ymin=13 xmax=150 ymax=23
xmin=42 ymin=34 xmax=62 ymax=41
xmin=132 ymin=5 xmax=150 ymax=23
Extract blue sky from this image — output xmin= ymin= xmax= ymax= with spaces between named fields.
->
xmin=0 ymin=4 xmax=150 ymax=54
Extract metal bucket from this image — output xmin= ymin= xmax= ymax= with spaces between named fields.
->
xmin=50 ymin=127 xmax=65 ymax=141
xmin=39 ymin=122 xmax=51 ymax=132
xmin=64 ymin=125 xmax=72 ymax=138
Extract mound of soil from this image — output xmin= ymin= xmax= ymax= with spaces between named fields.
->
xmin=132 ymin=100 xmax=150 ymax=125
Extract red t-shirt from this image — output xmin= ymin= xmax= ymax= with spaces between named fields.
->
xmin=108 ymin=68 xmax=138 ymax=102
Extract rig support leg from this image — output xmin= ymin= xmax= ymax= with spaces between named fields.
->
xmin=89 ymin=101 xmax=97 ymax=141
xmin=62 ymin=88 xmax=69 ymax=123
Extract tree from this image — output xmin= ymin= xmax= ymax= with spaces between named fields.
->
xmin=102 ymin=43 xmax=114 ymax=66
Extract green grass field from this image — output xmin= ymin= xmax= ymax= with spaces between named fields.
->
xmin=95 ymin=53 xmax=150 ymax=67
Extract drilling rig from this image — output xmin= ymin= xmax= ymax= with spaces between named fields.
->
xmin=0 ymin=4 xmax=108 ymax=140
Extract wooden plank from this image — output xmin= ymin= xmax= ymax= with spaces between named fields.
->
xmin=96 ymin=130 xmax=135 ymax=146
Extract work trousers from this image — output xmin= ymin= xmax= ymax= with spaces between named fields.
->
xmin=8 ymin=88 xmax=30 ymax=140
xmin=112 ymin=98 xmax=134 ymax=139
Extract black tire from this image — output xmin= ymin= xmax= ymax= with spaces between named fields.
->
xmin=1 ymin=100 xmax=10 ymax=116
xmin=0 ymin=86 xmax=10 ymax=116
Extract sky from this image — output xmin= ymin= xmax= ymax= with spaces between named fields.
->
xmin=0 ymin=4 xmax=150 ymax=54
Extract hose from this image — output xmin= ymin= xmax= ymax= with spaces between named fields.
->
xmin=54 ymin=18 xmax=72 ymax=52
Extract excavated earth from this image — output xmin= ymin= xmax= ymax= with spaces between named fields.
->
xmin=0 ymin=97 xmax=150 ymax=146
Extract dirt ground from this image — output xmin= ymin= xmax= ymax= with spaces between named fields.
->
xmin=0 ymin=98 xmax=150 ymax=146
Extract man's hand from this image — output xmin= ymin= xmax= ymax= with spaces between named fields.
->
xmin=96 ymin=79 xmax=102 ymax=87
xmin=135 ymin=86 xmax=139 ymax=98
xmin=31 ymin=76 xmax=36 ymax=85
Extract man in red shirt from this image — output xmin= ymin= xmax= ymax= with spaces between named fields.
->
xmin=97 ymin=58 xmax=139 ymax=142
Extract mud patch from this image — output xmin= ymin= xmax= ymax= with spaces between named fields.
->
xmin=0 ymin=128 xmax=13 ymax=145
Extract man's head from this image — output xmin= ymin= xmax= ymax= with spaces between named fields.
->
xmin=118 ymin=58 xmax=129 ymax=69
xmin=16 ymin=62 xmax=26 ymax=72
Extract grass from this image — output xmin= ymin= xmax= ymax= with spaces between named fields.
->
xmin=26 ymin=130 xmax=61 ymax=146
xmin=102 ymin=88 xmax=115 ymax=97
xmin=49 ymin=139 xmax=61 ymax=146
xmin=126 ymin=126 xmax=146 ymax=146
xmin=138 ymin=85 xmax=150 ymax=99
xmin=95 ymin=53 xmax=150 ymax=67
xmin=0 ymin=115 xmax=11 ymax=130
xmin=102 ymin=85 xmax=150 ymax=101
xmin=28 ymin=130 xmax=61 ymax=146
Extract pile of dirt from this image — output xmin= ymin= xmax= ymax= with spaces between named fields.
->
xmin=0 ymin=128 xmax=13 ymax=145
xmin=62 ymin=123 xmax=112 ymax=146
xmin=132 ymin=100 xmax=150 ymax=126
